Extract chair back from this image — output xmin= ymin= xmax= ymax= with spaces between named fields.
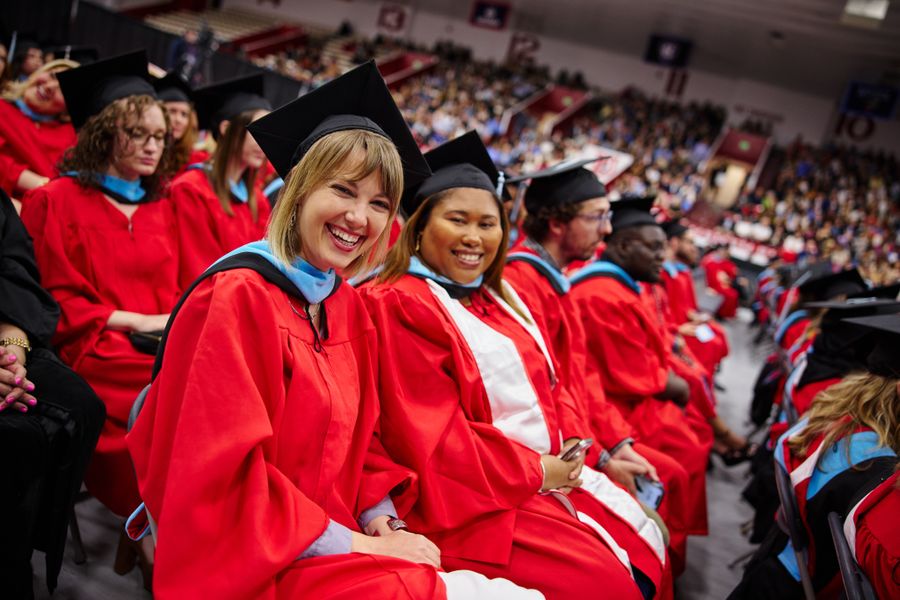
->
xmin=826 ymin=512 xmax=878 ymax=600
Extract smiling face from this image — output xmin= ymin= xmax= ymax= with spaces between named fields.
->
xmin=163 ymin=100 xmax=191 ymax=140
xmin=107 ymin=103 xmax=168 ymax=181
xmin=296 ymin=169 xmax=392 ymax=273
xmin=418 ymin=187 xmax=503 ymax=284
xmin=22 ymin=69 xmax=67 ymax=115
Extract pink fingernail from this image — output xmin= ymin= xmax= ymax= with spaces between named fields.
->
xmin=28 ymin=398 xmax=37 ymax=406
xmin=6 ymin=395 xmax=14 ymax=403
xmin=7 ymin=355 xmax=16 ymax=362
xmin=26 ymin=383 xmax=34 ymax=392
xmin=18 ymin=405 xmax=27 ymax=412
xmin=14 ymin=377 xmax=22 ymax=386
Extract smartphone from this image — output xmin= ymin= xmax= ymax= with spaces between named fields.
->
xmin=559 ymin=438 xmax=593 ymax=462
xmin=634 ymin=474 xmax=665 ymax=509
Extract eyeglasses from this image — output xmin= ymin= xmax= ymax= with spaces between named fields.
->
xmin=124 ymin=127 xmax=167 ymax=147
xmin=575 ymin=210 xmax=613 ymax=225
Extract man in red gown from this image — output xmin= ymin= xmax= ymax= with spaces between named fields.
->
xmin=569 ymin=197 xmax=711 ymax=541
xmin=503 ymin=161 xmax=694 ymax=574
xmin=660 ymin=221 xmax=729 ymax=377
xmin=701 ymin=244 xmax=740 ymax=319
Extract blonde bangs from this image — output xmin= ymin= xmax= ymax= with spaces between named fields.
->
xmin=267 ymin=129 xmax=404 ymax=276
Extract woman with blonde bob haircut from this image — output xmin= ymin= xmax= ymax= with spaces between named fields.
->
xmin=127 ymin=63 xmax=542 ymax=600
xmin=729 ymin=312 xmax=900 ymax=600
xmin=268 ymin=127 xmax=404 ymax=279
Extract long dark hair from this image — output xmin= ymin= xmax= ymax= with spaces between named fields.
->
xmin=59 ymin=95 xmax=177 ymax=201
xmin=210 ymin=109 xmax=260 ymax=221
xmin=379 ymin=187 xmax=528 ymax=319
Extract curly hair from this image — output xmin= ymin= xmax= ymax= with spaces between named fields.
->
xmin=58 ymin=95 xmax=177 ymax=201
xmin=787 ymin=371 xmax=900 ymax=460
xmin=522 ymin=201 xmax=582 ymax=243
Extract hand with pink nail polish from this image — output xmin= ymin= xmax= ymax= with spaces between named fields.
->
xmin=0 ymin=354 xmax=36 ymax=413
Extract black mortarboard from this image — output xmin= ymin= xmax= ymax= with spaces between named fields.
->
xmin=401 ymin=130 xmax=498 ymax=216
xmin=797 ymin=268 xmax=867 ymax=301
xmin=662 ymin=220 xmax=689 ymax=239
xmin=44 ymin=45 xmax=99 ymax=65
xmin=802 ymin=298 xmax=900 ymax=323
xmin=57 ymin=50 xmax=156 ymax=130
xmin=511 ymin=158 xmax=606 ymax=214
xmin=842 ymin=314 xmax=900 ymax=378
xmin=797 ymin=299 xmax=900 ymax=386
xmin=11 ymin=36 xmax=39 ymax=59
xmin=609 ymin=196 xmax=659 ymax=233
xmin=248 ymin=61 xmax=429 ymax=186
xmin=849 ymin=282 xmax=900 ymax=301
xmin=194 ymin=73 xmax=270 ymax=137
xmin=154 ymin=72 xmax=192 ymax=103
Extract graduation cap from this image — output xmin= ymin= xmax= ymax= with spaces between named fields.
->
xmin=57 ymin=50 xmax=156 ymax=130
xmin=803 ymin=298 xmax=900 ymax=324
xmin=249 ymin=61 xmax=428 ymax=187
xmin=510 ymin=158 xmax=606 ymax=215
xmin=609 ymin=195 xmax=659 ymax=233
xmin=154 ymin=72 xmax=192 ymax=103
xmin=44 ymin=45 xmax=99 ymax=65
xmin=841 ymin=314 xmax=900 ymax=378
xmin=401 ymin=130 xmax=499 ymax=216
xmin=10 ymin=36 xmax=40 ymax=60
xmin=662 ymin=220 xmax=688 ymax=239
xmin=848 ymin=282 xmax=900 ymax=301
xmin=797 ymin=268 xmax=866 ymax=301
xmin=798 ymin=300 xmax=900 ymax=386
xmin=194 ymin=73 xmax=270 ymax=136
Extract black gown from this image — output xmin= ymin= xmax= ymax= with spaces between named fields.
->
xmin=0 ymin=189 xmax=105 ymax=598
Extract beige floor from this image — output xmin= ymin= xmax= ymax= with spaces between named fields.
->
xmin=32 ymin=312 xmax=765 ymax=600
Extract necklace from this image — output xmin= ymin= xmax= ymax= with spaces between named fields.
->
xmin=290 ymin=301 xmax=321 ymax=323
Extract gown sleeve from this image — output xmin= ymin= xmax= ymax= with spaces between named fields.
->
xmin=169 ymin=176 xmax=224 ymax=288
xmin=126 ymin=272 xmax=330 ymax=600
xmin=19 ymin=187 xmax=115 ymax=366
xmin=362 ymin=284 xmax=545 ymax=532
xmin=0 ymin=141 xmax=28 ymax=196
xmin=576 ymin=290 xmax=669 ymax=404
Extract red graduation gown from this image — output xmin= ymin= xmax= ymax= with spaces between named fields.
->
xmin=701 ymin=254 xmax=739 ymax=318
xmin=20 ymin=178 xmax=181 ymax=516
xmin=849 ymin=473 xmax=900 ymax=600
xmin=570 ymin=268 xmax=710 ymax=536
xmin=0 ymin=100 xmax=75 ymax=196
xmin=643 ymin=284 xmax=718 ymax=427
xmin=127 ymin=271 xmax=446 ymax=600
xmin=505 ymin=246 xmax=693 ymax=573
xmin=169 ymin=168 xmax=271 ymax=287
xmin=362 ymin=275 xmax=643 ymax=600
xmin=660 ymin=264 xmax=729 ymax=375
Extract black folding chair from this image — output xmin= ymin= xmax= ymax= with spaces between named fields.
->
xmin=774 ymin=461 xmax=816 ymax=600
xmin=826 ymin=512 xmax=878 ymax=600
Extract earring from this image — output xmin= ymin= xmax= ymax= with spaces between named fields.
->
xmin=289 ymin=209 xmax=297 ymax=230
xmin=415 ymin=235 xmax=421 ymax=253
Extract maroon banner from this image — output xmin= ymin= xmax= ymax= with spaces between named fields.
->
xmin=470 ymin=1 xmax=511 ymax=30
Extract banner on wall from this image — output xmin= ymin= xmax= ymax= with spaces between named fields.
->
xmin=470 ymin=1 xmax=511 ymax=30
xmin=377 ymin=3 xmax=413 ymax=36
xmin=506 ymin=32 xmax=540 ymax=64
